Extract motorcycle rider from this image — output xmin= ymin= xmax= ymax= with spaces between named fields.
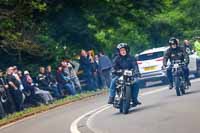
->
xmin=163 ymin=37 xmax=190 ymax=90
xmin=107 ymin=43 xmax=141 ymax=106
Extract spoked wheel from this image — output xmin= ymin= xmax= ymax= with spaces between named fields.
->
xmin=122 ymin=86 xmax=131 ymax=114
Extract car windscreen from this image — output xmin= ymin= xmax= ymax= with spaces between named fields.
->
xmin=138 ymin=51 xmax=164 ymax=61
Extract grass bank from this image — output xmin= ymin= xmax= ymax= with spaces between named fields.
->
xmin=0 ymin=89 xmax=107 ymax=127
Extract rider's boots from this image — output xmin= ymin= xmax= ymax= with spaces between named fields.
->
xmin=108 ymin=97 xmax=114 ymax=104
xmin=169 ymin=82 xmax=173 ymax=90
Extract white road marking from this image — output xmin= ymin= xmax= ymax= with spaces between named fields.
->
xmin=70 ymin=87 xmax=168 ymax=133
xmin=87 ymin=106 xmax=111 ymax=133
xmin=70 ymin=104 xmax=110 ymax=133
xmin=70 ymin=78 xmax=200 ymax=133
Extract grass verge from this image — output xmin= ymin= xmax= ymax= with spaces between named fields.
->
xmin=0 ymin=89 xmax=107 ymax=127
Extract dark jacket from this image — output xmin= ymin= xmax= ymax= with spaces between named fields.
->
xmin=91 ymin=61 xmax=98 ymax=73
xmin=46 ymin=72 xmax=57 ymax=84
xmin=183 ymin=44 xmax=194 ymax=55
xmin=79 ymin=55 xmax=92 ymax=75
xmin=163 ymin=46 xmax=189 ymax=66
xmin=7 ymin=74 xmax=20 ymax=89
xmin=56 ymin=71 xmax=65 ymax=85
xmin=113 ymin=54 xmax=139 ymax=74
xmin=37 ymin=73 xmax=49 ymax=89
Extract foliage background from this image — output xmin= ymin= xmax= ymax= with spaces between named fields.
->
xmin=0 ymin=0 xmax=200 ymax=71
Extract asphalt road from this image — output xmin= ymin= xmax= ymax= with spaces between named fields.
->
xmin=1 ymin=78 xmax=200 ymax=133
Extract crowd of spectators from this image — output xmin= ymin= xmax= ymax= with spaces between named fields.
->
xmin=0 ymin=49 xmax=112 ymax=119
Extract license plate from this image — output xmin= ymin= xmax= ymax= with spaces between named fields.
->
xmin=144 ymin=66 xmax=156 ymax=71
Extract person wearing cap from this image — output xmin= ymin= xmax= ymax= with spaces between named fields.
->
xmin=163 ymin=37 xmax=190 ymax=90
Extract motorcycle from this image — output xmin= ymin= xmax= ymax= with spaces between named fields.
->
xmin=171 ymin=60 xmax=189 ymax=96
xmin=112 ymin=69 xmax=136 ymax=114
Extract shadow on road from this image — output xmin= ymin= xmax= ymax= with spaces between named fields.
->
xmin=140 ymin=81 xmax=167 ymax=89
xmin=112 ymin=102 xmax=165 ymax=115
xmin=185 ymin=89 xmax=200 ymax=95
xmin=129 ymin=102 xmax=165 ymax=114
xmin=140 ymin=76 xmax=197 ymax=89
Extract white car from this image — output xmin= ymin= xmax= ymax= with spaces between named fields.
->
xmin=136 ymin=47 xmax=200 ymax=87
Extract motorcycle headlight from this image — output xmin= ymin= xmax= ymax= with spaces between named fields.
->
xmin=124 ymin=70 xmax=133 ymax=76
xmin=173 ymin=63 xmax=179 ymax=68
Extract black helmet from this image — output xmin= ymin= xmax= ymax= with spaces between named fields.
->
xmin=169 ymin=37 xmax=178 ymax=46
xmin=116 ymin=43 xmax=130 ymax=53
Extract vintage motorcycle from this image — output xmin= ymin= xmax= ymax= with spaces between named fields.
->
xmin=112 ymin=69 xmax=137 ymax=114
xmin=171 ymin=60 xmax=189 ymax=96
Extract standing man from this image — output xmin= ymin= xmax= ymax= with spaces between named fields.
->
xmin=79 ymin=49 xmax=95 ymax=90
xmin=98 ymin=51 xmax=112 ymax=88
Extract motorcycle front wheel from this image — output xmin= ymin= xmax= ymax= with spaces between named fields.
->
xmin=121 ymin=86 xmax=131 ymax=114
xmin=174 ymin=76 xmax=181 ymax=96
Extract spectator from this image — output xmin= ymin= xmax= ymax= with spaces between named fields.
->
xmin=7 ymin=67 xmax=24 ymax=111
xmin=94 ymin=55 xmax=103 ymax=89
xmin=56 ymin=65 xmax=76 ymax=95
xmin=25 ymin=73 xmax=54 ymax=105
xmin=98 ymin=51 xmax=112 ymax=88
xmin=21 ymin=70 xmax=40 ymax=106
xmin=67 ymin=62 xmax=82 ymax=93
xmin=46 ymin=65 xmax=62 ymax=98
xmin=90 ymin=54 xmax=99 ymax=89
xmin=12 ymin=66 xmax=24 ymax=92
xmin=37 ymin=67 xmax=60 ymax=98
xmin=0 ymin=69 xmax=15 ymax=117
xmin=79 ymin=50 xmax=95 ymax=90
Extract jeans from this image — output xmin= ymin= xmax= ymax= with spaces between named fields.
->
xmin=109 ymin=76 xmax=140 ymax=101
xmin=83 ymin=71 xmax=96 ymax=91
xmin=167 ymin=65 xmax=189 ymax=84
xmin=62 ymin=82 xmax=76 ymax=95
xmin=71 ymin=77 xmax=82 ymax=92
xmin=10 ymin=89 xmax=24 ymax=111
xmin=101 ymin=68 xmax=112 ymax=88
xmin=50 ymin=84 xmax=62 ymax=98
